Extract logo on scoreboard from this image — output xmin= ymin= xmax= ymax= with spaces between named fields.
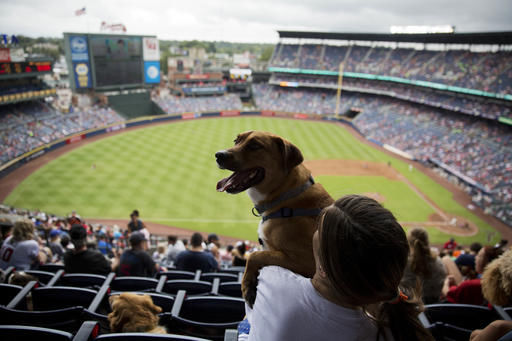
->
xmin=70 ymin=36 xmax=89 ymax=61
xmin=73 ymin=62 xmax=91 ymax=88
xmin=144 ymin=61 xmax=160 ymax=84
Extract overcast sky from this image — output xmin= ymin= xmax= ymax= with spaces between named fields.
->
xmin=2 ymin=0 xmax=512 ymax=43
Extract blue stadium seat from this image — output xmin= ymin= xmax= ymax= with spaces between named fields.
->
xmin=163 ymin=290 xmax=245 ymax=340
xmin=110 ymin=276 xmax=159 ymax=292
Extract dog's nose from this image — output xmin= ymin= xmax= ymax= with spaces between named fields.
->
xmin=215 ymin=151 xmax=229 ymax=162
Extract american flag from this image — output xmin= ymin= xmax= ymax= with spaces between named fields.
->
xmin=75 ymin=7 xmax=86 ymax=16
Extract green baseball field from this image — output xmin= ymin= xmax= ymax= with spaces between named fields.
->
xmin=3 ymin=116 xmax=502 ymax=245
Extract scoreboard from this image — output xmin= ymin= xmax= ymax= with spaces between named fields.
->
xmin=0 ymin=61 xmax=52 ymax=76
xmin=64 ymin=33 xmax=160 ymax=91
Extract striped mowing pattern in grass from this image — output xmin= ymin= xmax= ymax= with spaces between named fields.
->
xmin=4 ymin=117 xmax=500 ymax=244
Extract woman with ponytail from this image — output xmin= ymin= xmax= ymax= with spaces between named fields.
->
xmin=243 ymin=195 xmax=432 ymax=341
xmin=401 ymin=227 xmax=446 ymax=304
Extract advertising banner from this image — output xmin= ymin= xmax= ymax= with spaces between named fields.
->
xmin=220 ymin=111 xmax=240 ymax=117
xmin=9 ymin=48 xmax=25 ymax=62
xmin=66 ymin=134 xmax=84 ymax=144
xmin=73 ymin=62 xmax=92 ymax=88
xmin=0 ymin=48 xmax=10 ymax=62
xmin=142 ymin=37 xmax=160 ymax=61
xmin=69 ymin=35 xmax=89 ymax=61
xmin=144 ymin=61 xmax=160 ymax=83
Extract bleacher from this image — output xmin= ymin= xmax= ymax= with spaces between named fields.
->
xmin=0 ymin=266 xmax=244 ymax=340
xmin=270 ymin=43 xmax=512 ymax=96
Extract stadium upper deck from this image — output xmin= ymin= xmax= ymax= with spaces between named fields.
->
xmin=269 ymin=31 xmax=512 ymax=101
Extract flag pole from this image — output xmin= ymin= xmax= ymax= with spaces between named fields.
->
xmin=335 ymin=62 xmax=344 ymax=119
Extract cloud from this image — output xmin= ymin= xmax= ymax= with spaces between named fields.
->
xmin=1 ymin=0 xmax=511 ymax=42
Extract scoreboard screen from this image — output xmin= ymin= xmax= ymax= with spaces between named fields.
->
xmin=90 ymin=36 xmax=143 ymax=87
xmin=0 ymin=61 xmax=52 ymax=76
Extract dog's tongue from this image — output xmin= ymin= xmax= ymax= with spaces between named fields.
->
xmin=216 ymin=172 xmax=241 ymax=192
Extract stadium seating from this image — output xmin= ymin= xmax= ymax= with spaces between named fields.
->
xmin=161 ymin=279 xmax=215 ymax=296
xmin=0 ymin=321 xmax=98 ymax=341
xmin=0 ymin=283 xmax=23 ymax=306
xmin=95 ymin=333 xmax=212 ymax=341
xmin=270 ymin=43 xmax=512 ymax=96
xmin=163 ymin=290 xmax=245 ymax=340
xmin=110 ymin=277 xmax=159 ymax=292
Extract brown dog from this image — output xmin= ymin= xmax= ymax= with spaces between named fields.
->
xmin=216 ymin=130 xmax=333 ymax=305
xmin=108 ymin=293 xmax=167 ymax=334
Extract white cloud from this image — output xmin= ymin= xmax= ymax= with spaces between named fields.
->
xmin=1 ymin=0 xmax=511 ymax=42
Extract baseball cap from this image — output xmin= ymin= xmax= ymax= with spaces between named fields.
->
xmin=129 ymin=231 xmax=147 ymax=245
xmin=455 ymin=253 xmax=475 ymax=269
xmin=49 ymin=229 xmax=62 ymax=238
xmin=70 ymin=224 xmax=87 ymax=240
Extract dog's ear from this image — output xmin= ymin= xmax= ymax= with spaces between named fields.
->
xmin=273 ymin=137 xmax=303 ymax=172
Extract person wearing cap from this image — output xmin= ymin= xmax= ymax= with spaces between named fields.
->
xmin=0 ymin=219 xmax=39 ymax=271
xmin=48 ymin=229 xmax=65 ymax=262
xmin=63 ymin=224 xmax=112 ymax=275
xmin=117 ymin=231 xmax=160 ymax=277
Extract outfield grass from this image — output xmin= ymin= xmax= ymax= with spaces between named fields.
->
xmin=4 ymin=117 xmax=501 ymax=244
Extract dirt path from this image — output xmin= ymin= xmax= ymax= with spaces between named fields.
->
xmin=305 ymin=159 xmax=478 ymax=237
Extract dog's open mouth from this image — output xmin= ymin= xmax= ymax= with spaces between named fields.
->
xmin=216 ymin=167 xmax=265 ymax=194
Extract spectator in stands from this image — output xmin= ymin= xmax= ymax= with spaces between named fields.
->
xmin=97 ymin=234 xmax=113 ymax=257
xmin=471 ymin=249 xmax=512 ymax=340
xmin=127 ymin=210 xmax=145 ymax=233
xmin=175 ymin=232 xmax=218 ymax=272
xmin=243 ymin=195 xmax=432 ymax=341
xmin=117 ymin=231 xmax=159 ymax=277
xmin=0 ymin=218 xmax=13 ymax=247
xmin=0 ymin=219 xmax=39 ymax=271
xmin=166 ymin=235 xmax=185 ymax=264
xmin=232 ymin=241 xmax=248 ymax=267
xmin=401 ymin=227 xmax=446 ymax=304
xmin=48 ymin=229 xmax=65 ymax=262
xmin=63 ymin=224 xmax=112 ymax=275
xmin=442 ymin=244 xmax=505 ymax=305
xmin=443 ymin=238 xmax=458 ymax=251
xmin=67 ymin=210 xmax=82 ymax=226
xmin=206 ymin=233 xmax=221 ymax=263
xmin=127 ymin=209 xmax=150 ymax=248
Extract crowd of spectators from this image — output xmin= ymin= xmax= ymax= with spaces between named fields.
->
xmin=155 ymin=94 xmax=243 ymax=114
xmin=270 ymin=73 xmax=512 ymax=120
xmin=0 ymin=101 xmax=124 ymax=166
xmin=0 ymin=204 xmax=258 ymax=277
xmin=252 ymin=83 xmax=512 ymax=226
xmin=270 ymin=43 xmax=512 ymax=95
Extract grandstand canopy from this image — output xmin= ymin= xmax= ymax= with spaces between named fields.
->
xmin=277 ymin=31 xmax=512 ymax=45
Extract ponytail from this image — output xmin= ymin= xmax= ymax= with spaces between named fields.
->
xmin=409 ymin=229 xmax=433 ymax=278
xmin=374 ymin=286 xmax=434 ymax=341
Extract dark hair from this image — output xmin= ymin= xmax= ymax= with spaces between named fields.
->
xmin=190 ymin=233 xmax=203 ymax=248
xmin=470 ymin=242 xmax=482 ymax=254
xmin=168 ymin=235 xmax=178 ymax=244
xmin=319 ymin=195 xmax=432 ymax=341
xmin=408 ymin=227 xmax=434 ymax=278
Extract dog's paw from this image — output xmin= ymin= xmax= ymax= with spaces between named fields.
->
xmin=241 ymin=272 xmax=258 ymax=308
xmin=242 ymin=280 xmax=257 ymax=308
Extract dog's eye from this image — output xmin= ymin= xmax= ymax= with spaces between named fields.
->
xmin=247 ymin=141 xmax=263 ymax=150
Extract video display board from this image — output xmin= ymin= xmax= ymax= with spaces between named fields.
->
xmin=90 ymin=36 xmax=143 ymax=87
xmin=64 ymin=33 xmax=160 ymax=90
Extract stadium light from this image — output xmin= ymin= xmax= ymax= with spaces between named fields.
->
xmin=390 ymin=25 xmax=455 ymax=34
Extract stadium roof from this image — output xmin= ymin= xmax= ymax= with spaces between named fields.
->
xmin=277 ymin=31 xmax=512 ymax=45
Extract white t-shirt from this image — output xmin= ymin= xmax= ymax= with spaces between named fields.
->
xmin=245 ymin=266 xmax=393 ymax=341
xmin=0 ymin=236 xmax=39 ymax=270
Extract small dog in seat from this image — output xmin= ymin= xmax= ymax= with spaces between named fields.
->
xmin=108 ymin=293 xmax=166 ymax=334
